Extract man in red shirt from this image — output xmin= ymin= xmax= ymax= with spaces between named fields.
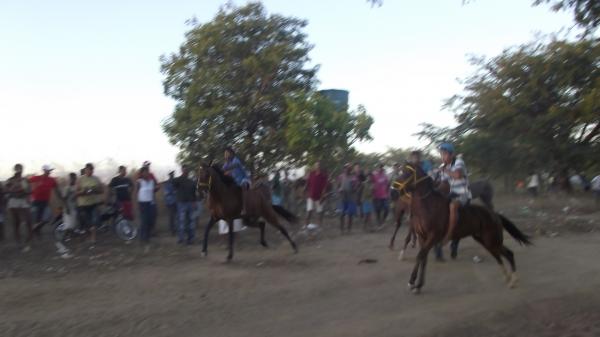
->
xmin=305 ymin=161 xmax=328 ymax=228
xmin=31 ymin=165 xmax=62 ymax=234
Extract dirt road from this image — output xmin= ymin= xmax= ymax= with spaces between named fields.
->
xmin=1 ymin=195 xmax=599 ymax=337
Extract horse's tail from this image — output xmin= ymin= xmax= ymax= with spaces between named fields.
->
xmin=272 ymin=205 xmax=298 ymax=224
xmin=498 ymin=214 xmax=532 ymax=246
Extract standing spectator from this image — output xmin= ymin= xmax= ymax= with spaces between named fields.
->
xmin=139 ymin=161 xmax=159 ymax=184
xmin=5 ymin=164 xmax=32 ymax=251
xmin=172 ymin=165 xmax=197 ymax=245
xmin=163 ymin=171 xmax=177 ymax=236
xmin=0 ymin=182 xmax=5 ymax=242
xmin=62 ymin=172 xmax=79 ymax=231
xmin=372 ymin=164 xmax=390 ymax=226
xmin=353 ymin=163 xmax=366 ymax=220
xmin=30 ymin=165 xmax=62 ymax=235
xmin=135 ymin=166 xmax=158 ymax=248
xmin=338 ymin=164 xmax=358 ymax=234
xmin=108 ymin=166 xmax=134 ymax=221
xmin=591 ymin=174 xmax=600 ymax=205
xmin=76 ymin=163 xmax=104 ymax=246
xmin=361 ymin=173 xmax=374 ymax=231
xmin=527 ymin=172 xmax=540 ymax=197
xmin=282 ymin=170 xmax=292 ymax=211
xmin=271 ymin=171 xmax=283 ymax=206
xmin=56 ymin=173 xmax=78 ymax=258
xmin=305 ymin=161 xmax=328 ymax=228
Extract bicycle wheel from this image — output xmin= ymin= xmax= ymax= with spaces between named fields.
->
xmin=115 ymin=217 xmax=137 ymax=241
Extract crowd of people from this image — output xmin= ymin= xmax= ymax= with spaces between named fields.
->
xmin=1 ymin=143 xmax=598 ymax=258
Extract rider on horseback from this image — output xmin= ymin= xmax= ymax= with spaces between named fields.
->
xmin=223 ymin=147 xmax=251 ymax=190
xmin=438 ymin=142 xmax=471 ymax=245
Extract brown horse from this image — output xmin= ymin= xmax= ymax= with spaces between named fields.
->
xmin=388 ymin=194 xmax=416 ymax=260
xmin=198 ymin=164 xmax=298 ymax=261
xmin=389 ymin=179 xmax=495 ymax=260
xmin=396 ymin=163 xmax=531 ymax=293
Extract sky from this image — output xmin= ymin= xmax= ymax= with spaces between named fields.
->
xmin=0 ymin=0 xmax=575 ymax=179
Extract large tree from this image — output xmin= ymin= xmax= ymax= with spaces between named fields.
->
xmin=284 ymin=92 xmax=373 ymax=170
xmin=161 ymin=2 xmax=317 ymax=172
xmin=422 ymin=39 xmax=600 ymax=177
xmin=534 ymin=0 xmax=600 ymax=35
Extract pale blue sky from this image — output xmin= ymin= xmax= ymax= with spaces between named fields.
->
xmin=0 ymin=0 xmax=575 ymax=179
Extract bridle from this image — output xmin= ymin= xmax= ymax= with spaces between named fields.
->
xmin=197 ymin=170 xmax=212 ymax=192
xmin=392 ymin=164 xmax=432 ymax=200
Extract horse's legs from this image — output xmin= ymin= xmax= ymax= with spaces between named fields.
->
xmin=413 ymin=237 xmax=435 ymax=293
xmin=201 ymin=217 xmax=216 ymax=256
xmin=399 ymin=226 xmax=413 ymax=261
xmin=269 ymin=220 xmax=298 ymax=253
xmin=500 ymin=245 xmax=518 ymax=288
xmin=414 ymin=246 xmax=430 ymax=292
xmin=473 ymin=236 xmax=514 ymax=287
xmin=408 ymin=237 xmax=425 ymax=289
xmin=389 ymin=212 xmax=403 ymax=250
xmin=226 ymin=220 xmax=235 ymax=261
xmin=259 ymin=221 xmax=268 ymax=248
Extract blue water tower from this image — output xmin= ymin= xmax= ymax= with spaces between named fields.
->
xmin=318 ymin=89 xmax=349 ymax=111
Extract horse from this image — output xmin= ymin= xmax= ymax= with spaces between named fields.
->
xmin=395 ymin=163 xmax=531 ymax=293
xmin=197 ymin=164 xmax=298 ymax=261
xmin=388 ymin=178 xmax=495 ymax=259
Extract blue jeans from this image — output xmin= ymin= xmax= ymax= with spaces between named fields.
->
xmin=177 ymin=202 xmax=196 ymax=244
xmin=138 ymin=202 xmax=156 ymax=243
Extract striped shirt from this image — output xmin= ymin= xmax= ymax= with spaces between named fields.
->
xmin=440 ymin=158 xmax=470 ymax=199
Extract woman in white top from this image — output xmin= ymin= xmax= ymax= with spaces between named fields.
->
xmin=135 ymin=167 xmax=159 ymax=244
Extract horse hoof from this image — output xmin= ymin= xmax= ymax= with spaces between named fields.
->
xmin=411 ymin=287 xmax=421 ymax=295
xmin=261 ymin=242 xmax=269 ymax=248
xmin=508 ymin=274 xmax=519 ymax=289
xmin=407 ymin=282 xmax=415 ymax=290
xmin=398 ymin=250 xmax=405 ymax=261
xmin=200 ymin=251 xmax=207 ymax=258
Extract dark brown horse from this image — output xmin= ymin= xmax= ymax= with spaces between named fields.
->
xmin=389 ymin=179 xmax=495 ymax=260
xmin=198 ymin=164 xmax=298 ymax=261
xmin=396 ymin=163 xmax=531 ymax=293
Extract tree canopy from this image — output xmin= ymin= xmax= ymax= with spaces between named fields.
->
xmin=161 ymin=2 xmax=372 ymax=173
xmin=419 ymin=38 xmax=600 ymax=176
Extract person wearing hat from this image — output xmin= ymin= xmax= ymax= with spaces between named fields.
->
xmin=438 ymin=142 xmax=471 ymax=246
xmin=5 ymin=164 xmax=33 ymax=251
xmin=30 ymin=164 xmax=62 ymax=235
xmin=139 ymin=161 xmax=159 ymax=185
xmin=76 ymin=163 xmax=104 ymax=246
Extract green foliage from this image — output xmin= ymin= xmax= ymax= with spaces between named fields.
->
xmin=533 ymin=0 xmax=600 ymax=34
xmin=161 ymin=2 xmax=374 ymax=174
xmin=284 ymin=92 xmax=373 ymax=170
xmin=424 ymin=38 xmax=600 ymax=177
xmin=160 ymin=2 xmax=317 ymax=172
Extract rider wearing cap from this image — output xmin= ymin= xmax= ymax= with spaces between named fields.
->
xmin=438 ymin=142 xmax=471 ymax=244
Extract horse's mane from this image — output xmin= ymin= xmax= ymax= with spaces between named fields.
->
xmin=408 ymin=162 xmax=445 ymax=198
xmin=210 ymin=164 xmax=238 ymax=187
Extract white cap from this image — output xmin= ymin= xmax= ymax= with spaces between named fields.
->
xmin=42 ymin=164 xmax=54 ymax=171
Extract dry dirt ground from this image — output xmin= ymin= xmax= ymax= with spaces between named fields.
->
xmin=1 ymin=194 xmax=599 ymax=337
